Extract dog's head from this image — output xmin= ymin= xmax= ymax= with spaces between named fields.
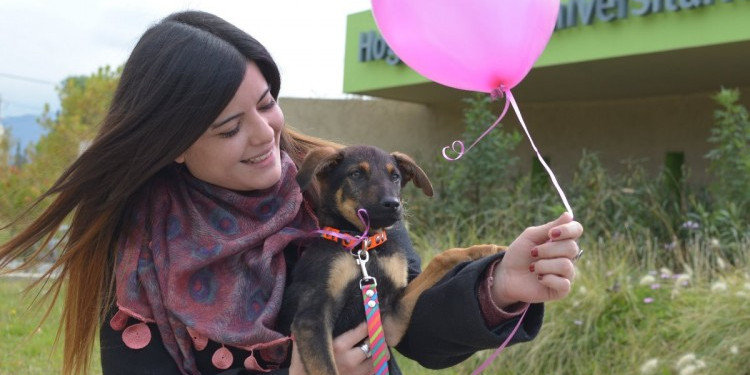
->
xmin=296 ymin=145 xmax=433 ymax=231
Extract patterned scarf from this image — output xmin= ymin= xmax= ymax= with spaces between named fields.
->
xmin=114 ymin=152 xmax=317 ymax=374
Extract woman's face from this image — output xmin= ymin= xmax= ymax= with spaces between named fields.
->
xmin=175 ymin=62 xmax=284 ymax=192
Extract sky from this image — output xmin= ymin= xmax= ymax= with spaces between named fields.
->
xmin=0 ymin=0 xmax=373 ymax=118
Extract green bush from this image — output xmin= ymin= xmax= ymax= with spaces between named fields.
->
xmin=705 ymin=88 xmax=750 ymax=211
xmin=406 ymin=88 xmax=749 ymax=271
xmin=404 ymin=93 xmax=526 ymax=244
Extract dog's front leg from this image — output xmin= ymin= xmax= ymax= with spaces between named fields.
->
xmin=383 ymin=244 xmax=504 ymax=346
xmin=291 ymin=295 xmax=338 ymax=375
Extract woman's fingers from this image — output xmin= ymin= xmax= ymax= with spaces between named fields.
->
xmin=535 ymin=239 xmax=580 ymax=260
xmin=548 ymin=219 xmax=583 ymax=242
xmin=536 ymin=273 xmax=573 ymax=299
xmin=332 ymin=322 xmax=368 ymax=351
xmin=522 ymin=212 xmax=575 ymax=245
xmin=532 ymin=257 xmax=576 ymax=300
xmin=332 ymin=323 xmax=372 ymax=375
xmin=532 ymin=257 xmax=576 ymax=280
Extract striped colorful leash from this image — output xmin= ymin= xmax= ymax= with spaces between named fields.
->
xmin=315 ymin=208 xmax=390 ymax=374
xmin=356 ymin=246 xmax=390 ymax=375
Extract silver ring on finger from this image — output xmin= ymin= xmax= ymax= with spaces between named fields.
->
xmin=574 ymin=249 xmax=584 ymax=262
xmin=359 ymin=343 xmax=372 ymax=359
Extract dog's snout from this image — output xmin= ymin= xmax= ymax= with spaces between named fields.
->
xmin=381 ymin=197 xmax=401 ymax=209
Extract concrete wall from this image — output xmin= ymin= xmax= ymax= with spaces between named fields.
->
xmin=508 ymin=89 xmax=744 ymax=185
xmin=280 ymin=87 xmax=750 ymax=186
xmin=280 ymin=97 xmax=462 ymax=164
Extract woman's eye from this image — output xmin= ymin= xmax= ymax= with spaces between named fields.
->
xmin=260 ymin=99 xmax=276 ymax=111
xmin=219 ymin=124 xmax=240 ymax=138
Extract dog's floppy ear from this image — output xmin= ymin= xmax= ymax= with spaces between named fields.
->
xmin=392 ymin=152 xmax=433 ymax=197
xmin=296 ymin=146 xmax=342 ymax=191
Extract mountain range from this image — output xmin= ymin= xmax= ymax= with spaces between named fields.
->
xmin=1 ymin=114 xmax=47 ymax=151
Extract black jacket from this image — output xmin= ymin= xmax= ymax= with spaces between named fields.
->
xmin=100 ymin=223 xmax=544 ymax=374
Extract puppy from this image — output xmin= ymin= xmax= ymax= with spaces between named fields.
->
xmin=279 ymin=145 xmax=501 ymax=375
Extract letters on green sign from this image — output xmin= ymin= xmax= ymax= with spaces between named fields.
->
xmin=358 ymin=31 xmax=400 ymax=65
xmin=556 ymin=0 xmax=737 ymax=30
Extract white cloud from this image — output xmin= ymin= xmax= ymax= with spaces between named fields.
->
xmin=0 ymin=0 xmax=372 ymax=117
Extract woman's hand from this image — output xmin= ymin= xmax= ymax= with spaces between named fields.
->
xmin=492 ymin=212 xmax=583 ymax=307
xmin=288 ymin=323 xmax=373 ymax=375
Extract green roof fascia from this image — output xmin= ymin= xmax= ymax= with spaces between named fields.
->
xmin=540 ymin=0 xmax=750 ymax=67
xmin=343 ymin=0 xmax=750 ymax=94
xmin=344 ymin=10 xmax=427 ymax=93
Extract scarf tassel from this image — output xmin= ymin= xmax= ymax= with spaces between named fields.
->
xmin=110 ymin=309 xmax=152 ymax=350
xmin=112 ymin=309 xmax=274 ymax=372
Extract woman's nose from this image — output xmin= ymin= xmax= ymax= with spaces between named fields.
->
xmin=246 ymin=114 xmax=275 ymax=145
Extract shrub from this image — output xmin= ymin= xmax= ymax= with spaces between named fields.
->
xmin=404 ymin=93 xmax=524 ymax=243
xmin=705 ymin=88 xmax=750 ymax=212
xmin=405 ymin=88 xmax=749 ymax=271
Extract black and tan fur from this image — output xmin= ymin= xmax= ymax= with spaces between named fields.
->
xmin=279 ymin=145 xmax=502 ymax=375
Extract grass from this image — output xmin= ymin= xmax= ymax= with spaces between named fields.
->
xmin=393 ymin=237 xmax=750 ymax=374
xmin=2 ymin=237 xmax=748 ymax=374
xmin=0 ymin=278 xmax=102 ymax=375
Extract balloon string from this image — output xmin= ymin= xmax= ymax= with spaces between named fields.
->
xmin=505 ymin=90 xmax=573 ymax=216
xmin=470 ymin=304 xmax=528 ymax=375
xmin=441 ymin=88 xmax=573 ymax=216
xmin=441 ymin=95 xmax=511 ymax=161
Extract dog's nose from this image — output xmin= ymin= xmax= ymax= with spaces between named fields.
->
xmin=381 ymin=197 xmax=400 ymax=209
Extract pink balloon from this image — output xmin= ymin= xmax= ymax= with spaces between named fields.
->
xmin=371 ymin=0 xmax=560 ymax=93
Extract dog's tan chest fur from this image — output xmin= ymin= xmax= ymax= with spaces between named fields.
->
xmin=378 ymin=253 xmax=409 ymax=289
xmin=325 ymin=251 xmax=409 ymax=300
xmin=326 ymin=254 xmax=359 ymax=299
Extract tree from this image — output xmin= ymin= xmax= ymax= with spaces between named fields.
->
xmin=435 ymin=94 xmax=522 ymax=217
xmin=0 ymin=66 xmax=121 ymax=224
xmin=0 ymin=124 xmax=9 ymax=167
xmin=0 ymin=125 xmax=16 ymax=223
xmin=705 ymin=88 xmax=750 ymax=212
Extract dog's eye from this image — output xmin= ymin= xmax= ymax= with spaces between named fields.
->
xmin=349 ymin=170 xmax=363 ymax=179
xmin=391 ymin=172 xmax=401 ymax=182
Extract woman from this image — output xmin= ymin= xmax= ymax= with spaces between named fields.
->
xmin=0 ymin=11 xmax=582 ymax=375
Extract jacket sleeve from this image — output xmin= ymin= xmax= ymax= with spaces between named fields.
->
xmin=391 ymin=223 xmax=545 ymax=369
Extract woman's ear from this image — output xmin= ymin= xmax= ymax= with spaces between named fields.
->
xmin=175 ymin=154 xmax=186 ymax=164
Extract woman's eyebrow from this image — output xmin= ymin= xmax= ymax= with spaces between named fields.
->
xmin=211 ymin=113 xmax=243 ymax=129
xmin=211 ymin=87 xmax=271 ymax=129
xmin=257 ymin=87 xmax=270 ymax=104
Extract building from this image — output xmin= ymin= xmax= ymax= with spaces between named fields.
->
xmin=287 ymin=0 xmax=750 ymax=185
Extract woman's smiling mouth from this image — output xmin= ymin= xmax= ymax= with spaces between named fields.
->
xmin=243 ymin=150 xmax=273 ymax=164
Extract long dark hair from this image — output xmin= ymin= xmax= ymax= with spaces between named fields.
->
xmin=0 ymin=11 xmax=336 ymax=375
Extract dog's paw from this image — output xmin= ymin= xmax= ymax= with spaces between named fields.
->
xmin=463 ymin=244 xmax=505 ymax=260
xmin=431 ymin=244 xmax=504 ymax=269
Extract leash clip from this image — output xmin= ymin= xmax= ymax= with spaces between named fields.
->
xmin=350 ymin=236 xmax=371 ymax=255
xmin=360 ymin=237 xmax=372 ymax=250
xmin=356 ymin=249 xmax=377 ymax=289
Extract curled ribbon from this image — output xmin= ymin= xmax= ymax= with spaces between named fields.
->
xmin=441 ymin=89 xmax=511 ymax=161
xmin=443 ymin=86 xmax=574 ymax=216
